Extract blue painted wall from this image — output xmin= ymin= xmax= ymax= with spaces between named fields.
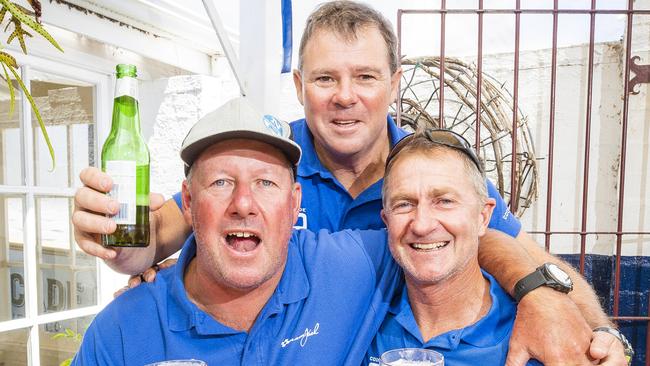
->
xmin=560 ymin=254 xmax=649 ymax=365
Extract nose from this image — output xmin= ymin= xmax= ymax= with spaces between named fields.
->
xmin=332 ymin=78 xmax=358 ymax=108
xmin=228 ymin=183 xmax=258 ymax=218
xmin=409 ymin=204 xmax=440 ymax=237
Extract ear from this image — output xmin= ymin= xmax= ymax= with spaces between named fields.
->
xmin=181 ymin=180 xmax=193 ymax=227
xmin=380 ymin=208 xmax=389 ymax=227
xmin=293 ymin=69 xmax=305 ymax=106
xmin=477 ymin=198 xmax=496 ymax=237
xmin=291 ymin=182 xmax=303 ymax=224
xmin=389 ymin=67 xmax=403 ymax=102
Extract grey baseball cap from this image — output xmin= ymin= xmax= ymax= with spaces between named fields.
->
xmin=180 ymin=97 xmax=302 ymax=176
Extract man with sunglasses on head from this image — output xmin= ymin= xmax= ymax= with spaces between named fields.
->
xmin=72 ymin=1 xmax=629 ymax=364
xmin=365 ymin=129 xmax=542 ymax=365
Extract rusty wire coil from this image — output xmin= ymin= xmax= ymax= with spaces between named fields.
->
xmin=391 ymin=56 xmax=538 ymax=217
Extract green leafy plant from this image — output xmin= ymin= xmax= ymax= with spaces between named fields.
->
xmin=52 ymin=327 xmax=83 ymax=366
xmin=0 ymin=0 xmax=63 ymax=170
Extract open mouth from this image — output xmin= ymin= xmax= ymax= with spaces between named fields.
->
xmin=225 ymin=232 xmax=261 ymax=252
xmin=409 ymin=241 xmax=449 ymax=251
xmin=332 ymin=119 xmax=359 ymax=127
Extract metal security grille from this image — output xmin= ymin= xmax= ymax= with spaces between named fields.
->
xmin=396 ymin=1 xmax=650 ymax=364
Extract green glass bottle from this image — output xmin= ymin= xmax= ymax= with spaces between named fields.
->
xmin=101 ymin=64 xmax=150 ymax=247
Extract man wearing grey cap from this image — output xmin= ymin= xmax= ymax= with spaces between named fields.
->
xmin=71 ymin=97 xmax=404 ymax=365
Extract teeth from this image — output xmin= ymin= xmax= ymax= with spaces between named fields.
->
xmin=333 ymin=120 xmax=356 ymax=124
xmin=228 ymin=232 xmax=256 ymax=238
xmin=411 ymin=242 xmax=448 ymax=250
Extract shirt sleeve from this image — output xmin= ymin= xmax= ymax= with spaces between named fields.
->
xmin=172 ymin=191 xmax=182 ymax=209
xmin=354 ymin=229 xmax=391 ymax=273
xmin=486 ymin=179 xmax=522 ymax=237
xmin=71 ymin=313 xmax=125 ymax=366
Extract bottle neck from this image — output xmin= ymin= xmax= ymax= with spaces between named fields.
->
xmin=112 ymin=76 xmax=141 ymax=132
xmin=115 ymin=76 xmax=138 ymax=100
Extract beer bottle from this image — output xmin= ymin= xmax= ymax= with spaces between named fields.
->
xmin=101 ymin=64 xmax=150 ymax=247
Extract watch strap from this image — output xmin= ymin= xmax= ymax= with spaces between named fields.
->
xmin=513 ymin=268 xmax=548 ymax=302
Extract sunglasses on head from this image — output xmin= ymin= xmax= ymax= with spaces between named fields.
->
xmin=386 ymin=128 xmax=483 ymax=173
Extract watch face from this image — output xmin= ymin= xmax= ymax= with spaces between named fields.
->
xmin=547 ymin=264 xmax=572 ymax=286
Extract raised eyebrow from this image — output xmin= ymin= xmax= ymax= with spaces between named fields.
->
xmin=353 ymin=66 xmax=383 ymax=74
xmin=386 ymin=193 xmax=415 ymax=205
xmin=307 ymin=68 xmax=336 ymax=76
xmin=427 ymin=188 xmax=459 ymax=201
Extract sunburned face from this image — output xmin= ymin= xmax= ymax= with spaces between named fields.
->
xmin=182 ymin=139 xmax=301 ymax=291
xmin=293 ymin=25 xmax=401 ymax=162
xmin=381 ymin=150 xmax=495 ymax=286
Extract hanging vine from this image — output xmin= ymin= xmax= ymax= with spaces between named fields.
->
xmin=0 ymin=0 xmax=63 ymax=170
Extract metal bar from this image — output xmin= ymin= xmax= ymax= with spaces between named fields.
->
xmin=201 ymin=0 xmax=247 ymax=96
xmin=578 ymin=0 xmax=598 ymax=274
xmin=397 ymin=9 xmax=403 ymax=128
xmin=400 ymin=9 xmax=650 ymax=15
xmin=613 ymin=0 xmax=635 ymax=319
xmin=611 ymin=316 xmax=650 ymax=321
xmin=439 ymin=0 xmax=446 ymax=128
xmin=529 ymin=231 xmax=650 ymax=235
xmin=510 ymin=0 xmax=521 ymax=213
xmin=544 ymin=0 xmax=559 ymax=252
xmin=475 ymin=0 xmax=484 ymax=152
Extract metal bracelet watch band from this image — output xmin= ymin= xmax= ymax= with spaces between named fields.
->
xmin=513 ymin=263 xmax=573 ymax=302
xmin=593 ymin=326 xmax=634 ymax=364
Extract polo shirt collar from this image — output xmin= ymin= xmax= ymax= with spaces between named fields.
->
xmin=167 ymin=234 xmax=238 ymax=334
xmin=166 ymin=233 xmax=310 ymax=334
xmin=292 ymin=115 xmax=408 ymax=180
xmin=388 ymin=271 xmax=513 ymax=349
xmin=274 ymin=235 xmax=310 ymax=304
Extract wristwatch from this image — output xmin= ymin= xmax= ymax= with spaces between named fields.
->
xmin=513 ymin=263 xmax=573 ymax=302
xmin=593 ymin=326 xmax=634 ymax=364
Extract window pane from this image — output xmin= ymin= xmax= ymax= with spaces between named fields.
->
xmin=37 ymin=196 xmax=97 ymax=314
xmin=0 ymin=195 xmax=25 ymax=321
xmin=40 ymin=315 xmax=94 ymax=365
xmin=0 ymin=327 xmax=28 ymax=365
xmin=0 ymin=77 xmax=24 ymax=186
xmin=30 ymin=72 xmax=95 ymax=188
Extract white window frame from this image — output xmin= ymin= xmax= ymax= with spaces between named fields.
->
xmin=0 ymin=52 xmax=117 ymax=366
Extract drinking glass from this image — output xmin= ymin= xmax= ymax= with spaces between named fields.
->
xmin=379 ymin=348 xmax=444 ymax=366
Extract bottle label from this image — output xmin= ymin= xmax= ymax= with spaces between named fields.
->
xmin=105 ymin=160 xmax=136 ymax=225
xmin=115 ymin=77 xmax=138 ymax=99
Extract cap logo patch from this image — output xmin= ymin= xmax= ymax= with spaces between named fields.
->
xmin=263 ymin=115 xmax=284 ymax=136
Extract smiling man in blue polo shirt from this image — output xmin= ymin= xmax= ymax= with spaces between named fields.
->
xmin=364 ymin=130 xmax=543 ymax=366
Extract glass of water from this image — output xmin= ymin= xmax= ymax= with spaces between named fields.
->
xmin=144 ymin=360 xmax=207 ymax=366
xmin=380 ymin=348 xmax=444 ymax=366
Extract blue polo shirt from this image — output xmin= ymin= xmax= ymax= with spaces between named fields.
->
xmin=364 ymin=271 xmax=543 ymax=366
xmin=173 ymin=116 xmax=521 ymax=236
xmin=72 ymin=228 xmax=401 ymax=366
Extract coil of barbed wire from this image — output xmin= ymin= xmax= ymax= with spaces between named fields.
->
xmin=390 ymin=56 xmax=538 ymax=217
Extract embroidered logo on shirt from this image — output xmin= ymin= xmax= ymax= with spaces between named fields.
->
xmin=280 ymin=323 xmax=320 ymax=348
xmin=294 ymin=207 xmax=308 ymax=230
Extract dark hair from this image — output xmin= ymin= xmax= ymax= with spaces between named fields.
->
xmin=298 ymin=1 xmax=399 ymax=74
